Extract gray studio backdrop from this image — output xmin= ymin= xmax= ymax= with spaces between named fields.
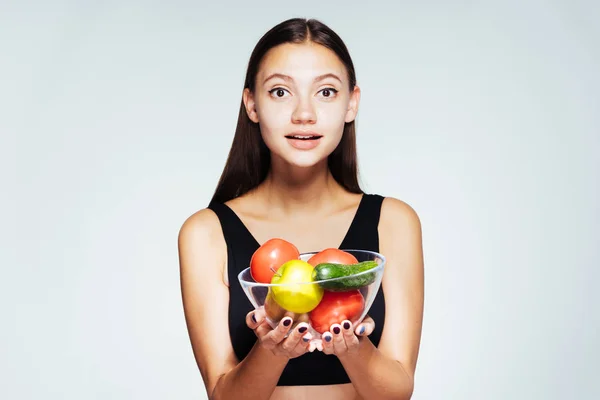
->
xmin=4 ymin=0 xmax=599 ymax=399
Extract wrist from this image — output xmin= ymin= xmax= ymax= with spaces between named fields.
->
xmin=338 ymin=336 xmax=374 ymax=363
xmin=256 ymin=341 xmax=290 ymax=364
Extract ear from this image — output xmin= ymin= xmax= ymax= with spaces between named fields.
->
xmin=344 ymin=85 xmax=361 ymax=123
xmin=243 ymin=88 xmax=259 ymax=123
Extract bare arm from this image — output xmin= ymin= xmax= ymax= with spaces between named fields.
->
xmin=212 ymin=343 xmax=289 ymax=400
xmin=178 ymin=209 xmax=298 ymax=400
xmin=338 ymin=197 xmax=425 ymax=400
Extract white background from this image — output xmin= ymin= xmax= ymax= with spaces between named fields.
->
xmin=4 ymin=0 xmax=599 ymax=399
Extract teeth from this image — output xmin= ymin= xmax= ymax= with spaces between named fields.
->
xmin=289 ymin=135 xmax=319 ymax=139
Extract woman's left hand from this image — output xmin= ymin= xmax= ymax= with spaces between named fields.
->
xmin=321 ymin=315 xmax=375 ymax=358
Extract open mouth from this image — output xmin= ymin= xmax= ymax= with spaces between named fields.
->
xmin=284 ymin=134 xmax=323 ymax=141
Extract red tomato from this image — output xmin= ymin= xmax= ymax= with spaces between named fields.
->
xmin=308 ymin=290 xmax=365 ymax=333
xmin=250 ymin=238 xmax=300 ymax=283
xmin=307 ymin=248 xmax=359 ymax=266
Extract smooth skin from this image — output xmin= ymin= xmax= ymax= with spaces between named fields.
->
xmin=179 ymin=41 xmax=424 ymax=400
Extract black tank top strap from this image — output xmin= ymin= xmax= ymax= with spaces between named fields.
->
xmin=207 ymin=200 xmax=247 ymax=245
xmin=207 ymin=201 xmax=231 ymax=237
xmin=340 ymin=193 xmax=385 ymax=252
xmin=207 ymin=200 xmax=260 ymax=281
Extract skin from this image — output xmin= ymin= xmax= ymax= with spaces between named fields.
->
xmin=178 ymin=41 xmax=424 ymax=400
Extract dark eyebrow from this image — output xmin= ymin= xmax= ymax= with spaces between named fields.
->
xmin=263 ymin=72 xmax=343 ymax=85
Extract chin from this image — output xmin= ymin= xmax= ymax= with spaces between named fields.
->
xmin=285 ymin=154 xmax=327 ymax=169
xmin=272 ymin=150 xmax=330 ymax=170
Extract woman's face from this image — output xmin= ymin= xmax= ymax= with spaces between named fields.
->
xmin=244 ymin=42 xmax=360 ymax=168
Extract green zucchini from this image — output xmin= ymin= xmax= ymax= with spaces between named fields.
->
xmin=311 ymin=261 xmax=379 ymax=291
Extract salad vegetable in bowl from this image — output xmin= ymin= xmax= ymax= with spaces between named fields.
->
xmin=238 ymin=238 xmax=386 ymax=338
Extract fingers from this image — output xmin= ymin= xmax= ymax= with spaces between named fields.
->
xmin=246 ymin=308 xmax=266 ymax=330
xmin=280 ymin=322 xmax=310 ymax=353
xmin=321 ymin=330 xmax=334 ymax=354
xmin=270 ymin=322 xmax=312 ymax=358
xmin=251 ymin=311 xmax=313 ymax=359
xmin=287 ymin=323 xmax=312 ymax=354
xmin=258 ymin=316 xmax=293 ymax=348
xmin=248 ymin=310 xmax=375 ymax=358
xmin=354 ymin=315 xmax=375 ymax=337
xmin=272 ymin=316 xmax=294 ymax=342
xmin=322 ymin=323 xmax=346 ymax=355
xmin=330 ymin=323 xmax=348 ymax=354
xmin=342 ymin=320 xmax=358 ymax=346
xmin=322 ymin=318 xmax=367 ymax=356
xmin=255 ymin=315 xmax=279 ymax=337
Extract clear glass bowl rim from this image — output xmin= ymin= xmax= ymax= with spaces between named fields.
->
xmin=237 ymin=249 xmax=386 ymax=288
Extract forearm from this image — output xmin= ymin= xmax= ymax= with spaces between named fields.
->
xmin=211 ymin=342 xmax=288 ymax=400
xmin=340 ymin=338 xmax=414 ymax=400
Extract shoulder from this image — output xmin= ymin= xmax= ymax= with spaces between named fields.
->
xmin=179 ymin=207 xmax=222 ymax=242
xmin=378 ymin=195 xmax=422 ymax=238
xmin=178 ymin=207 xmax=227 ymax=268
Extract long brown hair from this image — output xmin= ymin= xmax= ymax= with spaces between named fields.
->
xmin=210 ymin=18 xmax=363 ymax=204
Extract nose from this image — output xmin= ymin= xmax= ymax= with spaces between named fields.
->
xmin=291 ymin=98 xmax=316 ymax=125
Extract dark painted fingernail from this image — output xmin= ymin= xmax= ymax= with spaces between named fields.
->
xmin=251 ymin=313 xmax=257 ymax=323
xmin=303 ymin=336 xmax=310 ymax=342
xmin=333 ymin=326 xmax=341 ymax=334
xmin=298 ymin=326 xmax=307 ymax=333
xmin=324 ymin=334 xmax=332 ymax=342
xmin=343 ymin=321 xmax=351 ymax=330
xmin=359 ymin=326 xmax=365 ymax=335
xmin=283 ymin=318 xmax=292 ymax=327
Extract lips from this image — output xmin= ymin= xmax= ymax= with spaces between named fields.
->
xmin=285 ymin=132 xmax=323 ymax=150
xmin=284 ymin=132 xmax=323 ymax=141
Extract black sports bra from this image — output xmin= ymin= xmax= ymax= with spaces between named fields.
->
xmin=207 ymin=193 xmax=386 ymax=386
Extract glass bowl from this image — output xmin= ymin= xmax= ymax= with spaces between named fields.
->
xmin=237 ymin=249 xmax=385 ymax=338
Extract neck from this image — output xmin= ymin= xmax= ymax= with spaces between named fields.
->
xmin=257 ymin=158 xmax=341 ymax=215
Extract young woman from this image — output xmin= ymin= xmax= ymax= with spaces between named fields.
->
xmin=178 ymin=18 xmax=424 ymax=400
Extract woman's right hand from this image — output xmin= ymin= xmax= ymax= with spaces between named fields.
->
xmin=246 ymin=308 xmax=317 ymax=358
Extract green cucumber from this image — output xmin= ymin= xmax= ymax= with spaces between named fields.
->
xmin=311 ymin=261 xmax=379 ymax=291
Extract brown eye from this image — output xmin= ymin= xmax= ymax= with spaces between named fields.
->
xmin=269 ymin=87 xmax=290 ymax=98
xmin=318 ymin=88 xmax=338 ymax=98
